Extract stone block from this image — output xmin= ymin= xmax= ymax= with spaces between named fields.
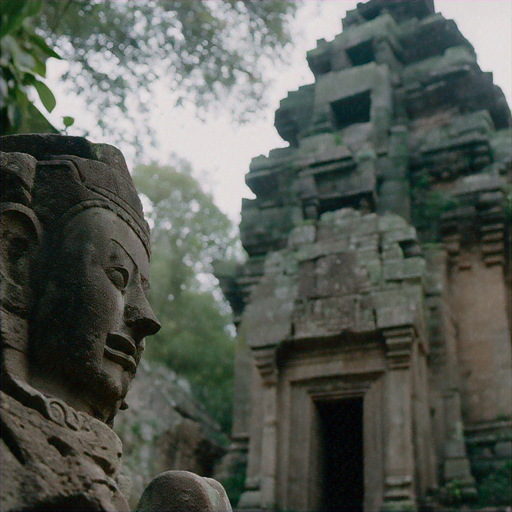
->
xmin=263 ymin=251 xmax=287 ymax=275
xmin=320 ymin=206 xmax=360 ymax=224
xmin=241 ymin=204 xmax=296 ymax=256
xmin=444 ymin=457 xmax=474 ymax=481
xmin=293 ymin=296 xmax=358 ymax=338
xmin=301 ymin=239 xmax=352 ymax=259
xmin=376 ymin=303 xmax=417 ymax=330
xmin=452 ymin=172 xmax=503 ymax=196
xmin=287 ymin=223 xmax=317 ymax=248
xmin=372 ymin=289 xmax=403 ymax=309
xmin=357 ymin=295 xmax=377 ymax=332
xmin=378 ymin=213 xmax=408 ymax=233
xmin=297 ymin=260 xmax=316 ymax=300
xmin=382 ymin=257 xmax=425 ymax=282
xmin=381 ymin=226 xmax=417 ymax=248
xmin=237 ymin=490 xmax=262 ymax=510
xmin=298 ymin=132 xmax=350 ymax=156
xmin=363 ymin=259 xmax=382 ymax=284
xmin=494 ymin=440 xmax=512 ymax=458
xmin=389 ymin=125 xmax=408 ymax=156
xmin=357 ymin=239 xmax=379 ymax=257
xmin=448 ymin=109 xmax=494 ymax=137
xmin=352 ymin=214 xmax=379 ymax=236
xmin=337 ymin=122 xmax=375 ymax=149
xmin=401 ymin=45 xmax=475 ymax=87
xmin=242 ymin=274 xmax=298 ymax=349
xmin=315 ymin=63 xmax=376 ymax=105
xmin=381 ymin=245 xmax=404 ymax=261
xmin=338 ymin=12 xmax=399 ymax=51
xmin=490 ymin=128 xmax=512 ymax=162
xmin=282 ymin=253 xmax=299 ymax=277
xmin=318 ymin=252 xmax=360 ymax=296
xmin=297 ymin=251 xmax=363 ymax=299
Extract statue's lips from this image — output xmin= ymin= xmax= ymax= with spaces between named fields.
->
xmin=104 ymin=332 xmax=137 ymax=372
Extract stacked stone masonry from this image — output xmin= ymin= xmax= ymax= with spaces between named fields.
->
xmin=216 ymin=1 xmax=511 ymax=510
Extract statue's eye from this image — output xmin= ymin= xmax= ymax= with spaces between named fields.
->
xmin=107 ymin=267 xmax=129 ymax=291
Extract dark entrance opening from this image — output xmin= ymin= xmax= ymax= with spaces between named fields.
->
xmin=331 ymin=91 xmax=371 ymax=130
xmin=346 ymin=40 xmax=375 ymax=67
xmin=316 ymin=397 xmax=364 ymax=511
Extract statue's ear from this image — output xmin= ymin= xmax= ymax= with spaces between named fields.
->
xmin=1 ymin=204 xmax=41 ymax=317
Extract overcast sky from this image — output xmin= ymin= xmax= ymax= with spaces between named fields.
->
xmin=47 ymin=0 xmax=512 ymax=223
xmin=148 ymin=0 xmax=512 ymax=222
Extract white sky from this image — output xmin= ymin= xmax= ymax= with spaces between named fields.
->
xmin=46 ymin=0 xmax=512 ymax=223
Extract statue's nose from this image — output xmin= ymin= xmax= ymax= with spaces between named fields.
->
xmin=129 ymin=312 xmax=161 ymax=339
xmin=124 ymin=288 xmax=161 ymax=339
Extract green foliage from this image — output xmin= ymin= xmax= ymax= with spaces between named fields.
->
xmin=219 ymin=458 xmax=247 ymax=507
xmin=35 ymin=0 xmax=300 ymax=144
xmin=423 ymin=190 xmax=459 ymax=219
xmin=1 ymin=0 xmax=61 ymax=133
xmin=443 ymin=479 xmax=464 ymax=507
xmin=476 ymin=461 xmax=512 ymax=507
xmin=133 ymin=159 xmax=238 ymax=431
xmin=62 ymin=115 xmax=74 ymax=128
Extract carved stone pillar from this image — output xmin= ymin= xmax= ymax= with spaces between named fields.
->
xmin=381 ymin=326 xmax=416 ymax=511
xmin=442 ymin=389 xmax=476 ymax=497
xmin=440 ymin=187 xmax=512 ymax=427
xmin=253 ymin=346 xmax=279 ymax=510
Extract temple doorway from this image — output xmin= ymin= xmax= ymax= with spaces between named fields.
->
xmin=316 ymin=397 xmax=364 ymax=511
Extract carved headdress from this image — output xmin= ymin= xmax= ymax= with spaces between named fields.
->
xmin=1 ymin=134 xmax=150 ymax=255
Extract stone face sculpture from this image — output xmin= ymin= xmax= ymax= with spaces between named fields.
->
xmin=1 ymin=134 xmax=232 ymax=511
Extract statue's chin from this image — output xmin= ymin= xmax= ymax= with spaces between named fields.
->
xmin=101 ymin=358 xmax=134 ymax=398
xmin=27 ymin=353 xmax=133 ymax=424
xmin=80 ymin=360 xmax=135 ymax=423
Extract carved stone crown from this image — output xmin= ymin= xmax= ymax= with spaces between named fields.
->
xmin=1 ymin=134 xmax=150 ymax=254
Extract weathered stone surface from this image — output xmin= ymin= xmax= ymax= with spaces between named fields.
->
xmin=136 ymin=470 xmax=232 ymax=512
xmin=217 ymin=0 xmax=511 ymax=509
xmin=1 ymin=376 xmax=127 ymax=511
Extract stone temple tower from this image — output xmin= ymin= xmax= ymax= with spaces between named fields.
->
xmin=217 ymin=1 xmax=511 ymax=510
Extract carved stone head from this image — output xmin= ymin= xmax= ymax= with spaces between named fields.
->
xmin=1 ymin=134 xmax=161 ymax=425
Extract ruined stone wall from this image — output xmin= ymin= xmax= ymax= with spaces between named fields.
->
xmin=217 ymin=0 xmax=511 ymax=509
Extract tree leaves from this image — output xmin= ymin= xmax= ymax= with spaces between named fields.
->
xmin=63 ymin=115 xmax=74 ymax=127
xmin=3 ymin=0 xmax=300 ymax=144
xmin=1 ymin=0 xmax=60 ymax=133
xmin=32 ymin=78 xmax=56 ymax=112
xmin=35 ymin=0 xmax=300 ymax=145
xmin=0 ymin=0 xmax=42 ymax=38
xmin=133 ymin=159 xmax=240 ymax=431
xmin=27 ymin=32 xmax=61 ymax=60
